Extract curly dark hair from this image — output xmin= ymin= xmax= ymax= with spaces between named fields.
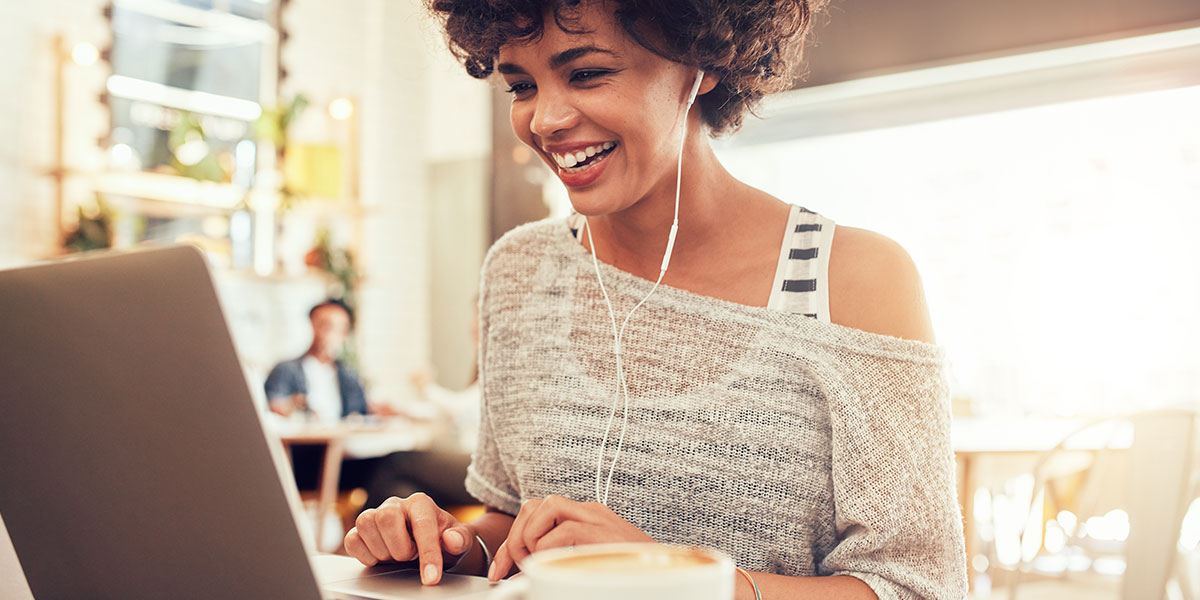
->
xmin=425 ymin=0 xmax=824 ymax=135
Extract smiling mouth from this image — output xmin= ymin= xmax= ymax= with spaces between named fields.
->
xmin=551 ymin=142 xmax=618 ymax=173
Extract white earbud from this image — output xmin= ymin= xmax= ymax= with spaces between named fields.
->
xmin=587 ymin=68 xmax=705 ymax=506
xmin=686 ymin=70 xmax=704 ymax=107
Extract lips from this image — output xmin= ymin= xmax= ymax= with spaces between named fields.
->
xmin=545 ymin=142 xmax=619 ymax=188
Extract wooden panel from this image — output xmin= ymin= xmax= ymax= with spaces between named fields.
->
xmin=801 ymin=0 xmax=1200 ymax=86
xmin=489 ymin=87 xmax=549 ymax=244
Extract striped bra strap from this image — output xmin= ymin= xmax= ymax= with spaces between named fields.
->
xmin=766 ymin=205 xmax=836 ymax=321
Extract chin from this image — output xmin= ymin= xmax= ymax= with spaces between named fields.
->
xmin=566 ymin=187 xmax=631 ymax=218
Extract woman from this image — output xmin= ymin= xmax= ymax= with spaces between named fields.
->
xmin=345 ymin=1 xmax=967 ymax=598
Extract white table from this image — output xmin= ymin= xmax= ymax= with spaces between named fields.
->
xmin=274 ymin=418 xmax=443 ymax=549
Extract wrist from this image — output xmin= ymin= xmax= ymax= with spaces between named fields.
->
xmin=445 ymin=524 xmax=490 ymax=577
xmin=735 ymin=567 xmax=762 ymax=600
xmin=473 ymin=530 xmax=493 ymax=576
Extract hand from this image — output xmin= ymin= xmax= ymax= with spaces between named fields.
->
xmin=267 ymin=393 xmax=305 ymax=417
xmin=267 ymin=400 xmax=292 ymax=417
xmin=489 ymin=495 xmax=655 ymax=581
xmin=368 ymin=400 xmax=401 ymax=417
xmin=409 ymin=365 xmax=436 ymax=394
xmin=344 ymin=493 xmax=475 ymax=586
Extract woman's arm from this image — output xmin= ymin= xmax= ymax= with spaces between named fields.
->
xmin=447 ymin=506 xmax=515 ymax=577
xmin=822 ymin=227 xmax=967 ymax=598
xmin=485 ymin=495 xmax=879 ymax=597
xmin=737 ymin=571 xmax=876 ymax=600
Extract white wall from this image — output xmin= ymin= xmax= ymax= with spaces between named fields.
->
xmin=422 ymin=14 xmax=492 ymax=390
xmin=0 ymin=0 xmax=109 ymax=268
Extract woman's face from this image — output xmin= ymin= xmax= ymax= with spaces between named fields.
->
xmin=497 ymin=3 xmax=698 ymax=217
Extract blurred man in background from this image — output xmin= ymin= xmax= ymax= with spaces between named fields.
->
xmin=264 ymin=298 xmax=366 ymax=422
xmin=264 ymin=298 xmax=380 ymax=495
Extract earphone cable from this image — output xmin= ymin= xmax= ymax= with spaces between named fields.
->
xmin=584 ymin=219 xmax=628 ymax=505
xmin=588 ymin=73 xmax=700 ymax=506
xmin=589 ymin=71 xmax=701 ymax=506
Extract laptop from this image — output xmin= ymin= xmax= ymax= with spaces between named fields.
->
xmin=0 ymin=245 xmax=495 ymax=599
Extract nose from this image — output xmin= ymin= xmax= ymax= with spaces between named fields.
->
xmin=529 ymin=87 xmax=579 ymax=138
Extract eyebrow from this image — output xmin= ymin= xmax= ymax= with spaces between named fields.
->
xmin=496 ymin=45 xmax=619 ymax=75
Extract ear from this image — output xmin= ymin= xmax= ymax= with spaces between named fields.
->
xmin=698 ymin=71 xmax=720 ymax=96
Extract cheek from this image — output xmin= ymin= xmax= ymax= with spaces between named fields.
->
xmin=618 ymin=87 xmax=684 ymax=155
xmin=625 ymin=115 xmax=680 ymax=170
xmin=510 ymin=104 xmax=537 ymax=150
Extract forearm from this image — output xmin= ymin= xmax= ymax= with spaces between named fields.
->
xmin=737 ymin=571 xmax=877 ymax=600
xmin=448 ymin=509 xmax=514 ymax=577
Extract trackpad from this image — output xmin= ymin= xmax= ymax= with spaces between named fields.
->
xmin=313 ymin=554 xmax=495 ymax=599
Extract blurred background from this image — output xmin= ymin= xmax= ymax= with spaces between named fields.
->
xmin=1 ymin=0 xmax=1199 ymax=598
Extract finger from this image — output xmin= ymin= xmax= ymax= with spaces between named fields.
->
xmin=407 ymin=494 xmax=445 ymax=585
xmin=441 ymin=524 xmax=473 ymax=556
xmin=520 ymin=495 xmax=593 ymax=555
xmin=503 ymin=499 xmax=542 ymax=573
xmin=354 ymin=510 xmax=392 ymax=562
xmin=532 ymin=521 xmax=587 ymax=552
xmin=374 ymin=505 xmax=415 ymax=562
xmin=489 ymin=540 xmax=511 ymax=582
xmin=344 ymin=527 xmax=378 ymax=566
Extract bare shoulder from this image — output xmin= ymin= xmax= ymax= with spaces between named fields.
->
xmin=827 ymin=225 xmax=936 ymax=343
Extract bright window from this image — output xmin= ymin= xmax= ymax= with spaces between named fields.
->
xmin=718 ymin=84 xmax=1200 ymax=415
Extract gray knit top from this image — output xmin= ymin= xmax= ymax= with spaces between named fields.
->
xmin=466 ymin=218 xmax=967 ymax=600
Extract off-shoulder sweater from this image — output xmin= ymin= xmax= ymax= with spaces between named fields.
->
xmin=466 ymin=218 xmax=967 ymax=600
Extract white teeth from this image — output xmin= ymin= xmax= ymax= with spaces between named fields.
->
xmin=549 ymin=142 xmax=617 ymax=171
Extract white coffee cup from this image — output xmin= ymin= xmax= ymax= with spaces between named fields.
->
xmin=490 ymin=543 xmax=734 ymax=600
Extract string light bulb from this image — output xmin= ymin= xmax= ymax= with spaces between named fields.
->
xmin=71 ymin=42 xmax=99 ymax=67
xmin=328 ymin=97 xmax=354 ymax=121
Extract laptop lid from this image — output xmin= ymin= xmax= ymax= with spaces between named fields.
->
xmin=0 ymin=245 xmax=323 ymax=599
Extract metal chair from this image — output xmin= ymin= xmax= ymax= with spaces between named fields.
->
xmin=1009 ymin=409 xmax=1197 ymax=600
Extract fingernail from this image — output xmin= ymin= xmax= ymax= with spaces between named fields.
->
xmin=444 ymin=529 xmax=464 ymax=552
xmin=423 ymin=564 xmax=436 ymax=585
xmin=487 ymin=561 xmax=497 ymax=580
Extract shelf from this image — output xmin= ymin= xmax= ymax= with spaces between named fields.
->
xmin=90 ymin=171 xmax=245 ymax=209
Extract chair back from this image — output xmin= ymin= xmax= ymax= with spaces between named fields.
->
xmin=1011 ymin=409 xmax=1197 ymax=600
xmin=1123 ymin=409 xmax=1197 ymax=600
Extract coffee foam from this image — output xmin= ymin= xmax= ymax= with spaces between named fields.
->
xmin=541 ymin=549 xmax=717 ymax=573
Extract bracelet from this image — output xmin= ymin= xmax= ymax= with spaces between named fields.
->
xmin=474 ymin=534 xmax=493 ymax=574
xmin=735 ymin=567 xmax=762 ymax=600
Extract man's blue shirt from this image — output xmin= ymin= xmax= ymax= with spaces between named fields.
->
xmin=263 ymin=357 xmax=367 ymax=417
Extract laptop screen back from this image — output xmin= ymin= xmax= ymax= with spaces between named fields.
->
xmin=0 ymin=246 xmax=322 ymax=599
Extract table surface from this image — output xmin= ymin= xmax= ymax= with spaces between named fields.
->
xmin=313 ymin=554 xmax=496 ymax=599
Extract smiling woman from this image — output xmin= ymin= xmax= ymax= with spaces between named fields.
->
xmin=341 ymin=2 xmax=967 ymax=599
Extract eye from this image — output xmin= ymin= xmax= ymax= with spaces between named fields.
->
xmin=505 ymin=82 xmax=535 ymax=97
xmin=570 ymin=69 xmax=611 ymax=83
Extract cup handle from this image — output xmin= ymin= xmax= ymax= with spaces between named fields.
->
xmin=487 ymin=577 xmax=528 ymax=600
